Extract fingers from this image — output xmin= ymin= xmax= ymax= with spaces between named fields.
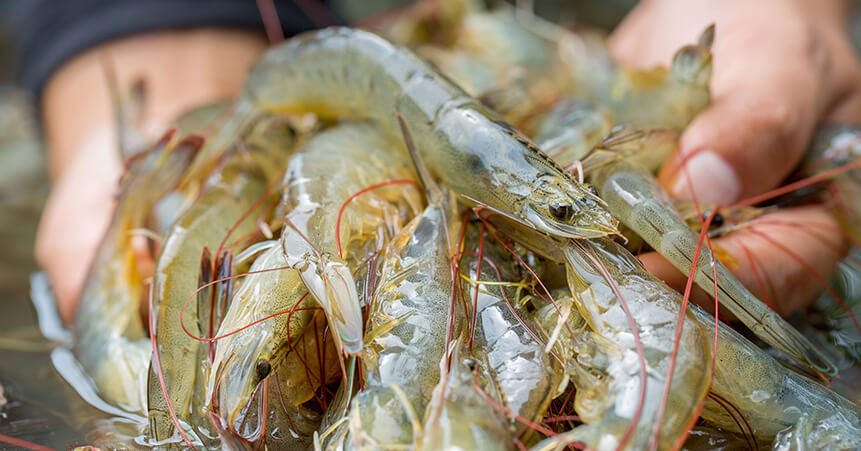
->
xmin=640 ymin=205 xmax=849 ymax=318
xmin=609 ymin=0 xmax=861 ymax=205
xmin=659 ymin=19 xmax=846 ymax=204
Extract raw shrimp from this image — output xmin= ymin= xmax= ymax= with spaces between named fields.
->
xmin=795 ymin=123 xmax=861 ymax=239
xmin=417 ymin=4 xmax=569 ymax=126
xmin=349 ymin=188 xmax=461 ymax=448
xmin=522 ymin=36 xmax=835 ymax=374
xmin=559 ymin=25 xmax=713 ymax=130
xmin=494 ymin=210 xmax=857 ymax=449
xmin=243 ymin=26 xmax=619 ymax=240
xmin=147 ymin=119 xmax=294 ymax=441
xmin=279 ymin=122 xmax=422 ymax=355
xmin=421 ymin=340 xmax=514 ymax=451
xmin=459 ymin=222 xmax=564 ymax=427
xmin=530 ymin=237 xmax=710 ymax=451
xmin=798 ymin=124 xmax=861 ymax=179
xmin=205 ymin=244 xmax=317 ymax=433
xmin=590 ymin=158 xmax=837 ymax=375
xmin=687 ymin=303 xmax=861 ymax=447
xmin=74 ymin=133 xmax=199 ymax=414
xmin=253 ymin=312 xmax=338 ymax=449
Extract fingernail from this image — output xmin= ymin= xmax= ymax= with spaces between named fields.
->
xmin=670 ymin=151 xmax=740 ymax=205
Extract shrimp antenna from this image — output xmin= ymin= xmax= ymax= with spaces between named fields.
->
xmin=396 ymin=109 xmax=444 ymax=205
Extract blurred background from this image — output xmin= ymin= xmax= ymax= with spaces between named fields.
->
xmin=0 ymin=0 xmax=859 ymax=447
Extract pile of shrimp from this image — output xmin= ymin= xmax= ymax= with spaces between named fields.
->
xmin=68 ymin=1 xmax=861 ymax=450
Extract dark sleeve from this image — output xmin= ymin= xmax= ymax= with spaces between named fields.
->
xmin=2 ymin=0 xmax=342 ymax=97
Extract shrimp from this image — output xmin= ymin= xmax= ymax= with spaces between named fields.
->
xmin=798 ymin=124 xmax=861 ymax=179
xmin=528 ymin=99 xmax=613 ymax=169
xmin=523 ymin=24 xmax=835 ymax=373
xmin=528 ymin=237 xmax=710 ymax=451
xmin=590 ymin=157 xmax=837 ymax=375
xmin=539 ymin=27 xmax=831 ymax=372
xmin=243 ymin=26 xmax=619 ymax=240
xmin=459 ymin=222 xmax=565 ymax=428
xmin=506 ymin=216 xmax=858 ymax=449
xmin=687 ymin=303 xmax=861 ymax=448
xmin=279 ymin=122 xmax=423 ymax=355
xmin=349 ymin=188 xmax=461 ymax=448
xmin=256 ymin=312 xmax=339 ymax=449
xmin=205 ymin=244 xmax=317 ymax=433
xmin=795 ymin=123 xmax=861 ymax=239
xmin=559 ymin=25 xmax=713 ymax=131
xmin=417 ymin=4 xmax=570 ymax=126
xmin=147 ymin=118 xmax=294 ymax=441
xmin=73 ymin=133 xmax=199 ymax=414
xmin=421 ymin=339 xmax=514 ymax=451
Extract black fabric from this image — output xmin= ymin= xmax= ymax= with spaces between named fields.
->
xmin=1 ymin=0 xmax=342 ymax=97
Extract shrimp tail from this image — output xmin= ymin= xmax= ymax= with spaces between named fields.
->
xmin=319 ymin=258 xmax=364 ymax=355
xmin=671 ymin=25 xmax=714 ymax=87
xmin=283 ymin=233 xmax=364 ymax=355
xmin=180 ymin=99 xmax=263 ymax=188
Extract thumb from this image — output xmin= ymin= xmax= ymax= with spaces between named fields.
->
xmin=659 ymin=81 xmax=817 ymax=205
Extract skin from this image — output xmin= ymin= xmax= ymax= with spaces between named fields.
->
xmin=608 ymin=0 xmax=861 ymax=312
xmin=35 ymin=29 xmax=268 ymax=323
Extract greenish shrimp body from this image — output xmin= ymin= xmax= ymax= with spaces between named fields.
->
xmin=245 ymin=27 xmax=618 ymax=240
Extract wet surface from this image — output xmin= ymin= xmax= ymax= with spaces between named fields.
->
xmin=0 ymin=2 xmax=860 ymax=449
xmin=0 ymin=91 xmax=103 ymax=448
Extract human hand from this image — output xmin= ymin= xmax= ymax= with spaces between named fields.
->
xmin=35 ymin=29 xmax=267 ymax=323
xmin=608 ymin=0 xmax=861 ymax=316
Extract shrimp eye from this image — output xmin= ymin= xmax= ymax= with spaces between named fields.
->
xmin=703 ymin=210 xmax=724 ymax=228
xmin=256 ymin=359 xmax=272 ymax=380
xmin=587 ymin=185 xmax=599 ymax=197
xmin=463 ymin=358 xmax=477 ymax=372
xmin=549 ymin=204 xmax=573 ymax=221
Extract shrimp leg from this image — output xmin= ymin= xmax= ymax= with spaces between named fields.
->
xmin=278 ymin=122 xmax=422 ymax=355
